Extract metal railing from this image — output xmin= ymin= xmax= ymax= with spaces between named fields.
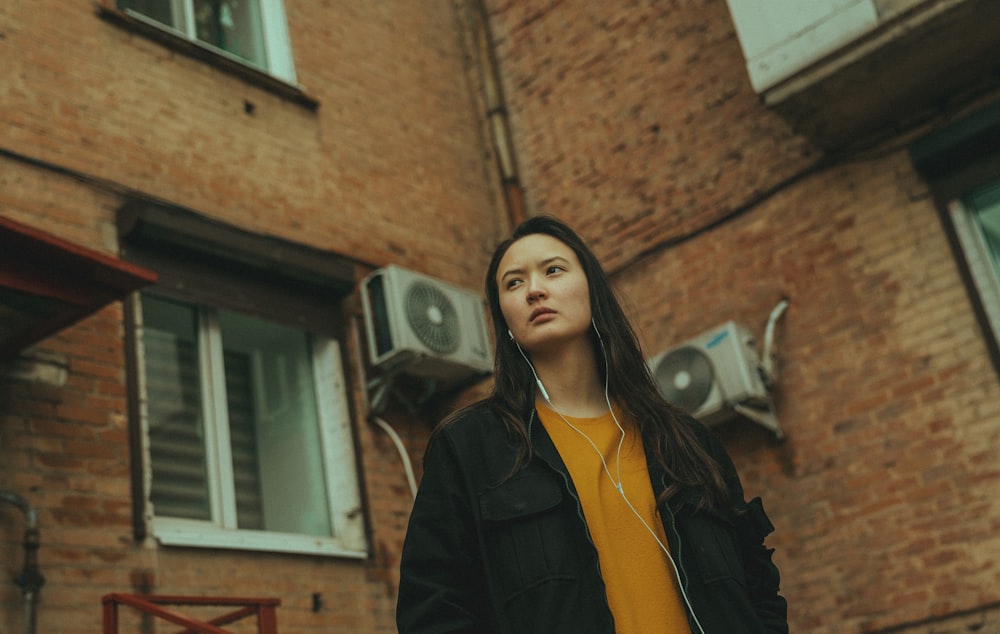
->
xmin=101 ymin=594 xmax=280 ymax=634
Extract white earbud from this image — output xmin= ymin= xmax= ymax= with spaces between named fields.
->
xmin=535 ymin=378 xmax=551 ymax=402
xmin=509 ymin=331 xmax=552 ymax=401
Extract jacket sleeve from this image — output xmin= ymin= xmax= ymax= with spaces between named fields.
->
xmin=737 ymin=496 xmax=788 ymax=634
xmin=396 ymin=430 xmax=491 ymax=633
xmin=708 ymin=431 xmax=789 ymax=634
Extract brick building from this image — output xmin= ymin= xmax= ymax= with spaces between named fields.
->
xmin=2 ymin=1 xmax=999 ymax=633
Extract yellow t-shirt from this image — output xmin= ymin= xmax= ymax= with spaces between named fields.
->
xmin=537 ymin=401 xmax=692 ymax=634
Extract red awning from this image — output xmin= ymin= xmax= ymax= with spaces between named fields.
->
xmin=0 ymin=215 xmax=158 ymax=358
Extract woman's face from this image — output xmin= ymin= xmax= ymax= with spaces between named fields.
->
xmin=495 ymin=233 xmax=592 ymax=355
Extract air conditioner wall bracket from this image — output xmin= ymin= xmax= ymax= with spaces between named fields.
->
xmin=732 ymin=402 xmax=784 ymax=441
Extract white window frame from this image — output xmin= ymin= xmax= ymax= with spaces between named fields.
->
xmin=120 ymin=0 xmax=297 ymax=83
xmin=950 ymin=195 xmax=1000 ymax=345
xmin=135 ymin=296 xmax=367 ymax=558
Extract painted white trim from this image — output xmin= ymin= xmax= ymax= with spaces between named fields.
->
xmin=175 ymin=0 xmax=195 ymax=41
xmin=260 ymin=0 xmax=297 ymax=83
xmin=153 ymin=518 xmax=368 ymax=558
xmin=950 ymin=199 xmax=1000 ymax=341
xmin=203 ymin=309 xmax=240 ymax=528
xmin=313 ymin=338 xmax=368 ymax=553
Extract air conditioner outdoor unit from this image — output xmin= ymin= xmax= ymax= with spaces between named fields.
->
xmin=648 ymin=321 xmax=781 ymax=437
xmin=361 ymin=265 xmax=492 ymax=386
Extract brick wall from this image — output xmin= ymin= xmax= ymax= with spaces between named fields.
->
xmin=5 ymin=0 xmax=1000 ymax=632
xmin=483 ymin=0 xmax=820 ymax=273
xmin=483 ymin=0 xmax=1000 ymax=632
xmin=616 ymin=153 xmax=1000 ymax=632
xmin=0 ymin=1 xmax=503 ymax=632
xmin=1 ymin=0 xmax=504 ymax=286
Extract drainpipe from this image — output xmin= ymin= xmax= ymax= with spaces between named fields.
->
xmin=471 ymin=0 xmax=528 ymax=227
xmin=0 ymin=490 xmax=44 ymax=634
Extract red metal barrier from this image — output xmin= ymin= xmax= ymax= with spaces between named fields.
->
xmin=101 ymin=594 xmax=280 ymax=634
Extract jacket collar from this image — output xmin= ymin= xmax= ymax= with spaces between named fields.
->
xmin=526 ymin=407 xmax=568 ymax=470
xmin=643 ymin=434 xmax=706 ymax=513
xmin=527 ymin=406 xmax=704 ymax=514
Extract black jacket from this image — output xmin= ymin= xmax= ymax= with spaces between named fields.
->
xmin=396 ymin=402 xmax=787 ymax=633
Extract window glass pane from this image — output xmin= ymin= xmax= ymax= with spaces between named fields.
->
xmin=193 ymin=0 xmax=268 ymax=68
xmin=968 ymin=183 xmax=1000 ymax=277
xmin=218 ymin=310 xmax=333 ymax=537
xmin=141 ymin=294 xmax=212 ymax=521
xmin=222 ymin=347 xmax=265 ymax=529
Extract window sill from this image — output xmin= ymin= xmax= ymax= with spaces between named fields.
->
xmin=96 ymin=5 xmax=319 ymax=111
xmin=152 ymin=518 xmax=368 ymax=559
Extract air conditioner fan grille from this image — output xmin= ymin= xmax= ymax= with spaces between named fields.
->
xmin=654 ymin=346 xmax=715 ymax=413
xmin=405 ymin=282 xmax=460 ymax=354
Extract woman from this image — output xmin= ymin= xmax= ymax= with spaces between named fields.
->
xmin=396 ymin=216 xmax=786 ymax=633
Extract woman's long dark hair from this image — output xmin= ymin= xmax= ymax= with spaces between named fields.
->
xmin=460 ymin=215 xmax=728 ymax=509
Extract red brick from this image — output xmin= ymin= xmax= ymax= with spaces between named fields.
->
xmin=4 ymin=1 xmax=1000 ymax=633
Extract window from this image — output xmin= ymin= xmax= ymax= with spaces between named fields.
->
xmin=951 ymin=182 xmax=1000 ymax=346
xmin=119 ymin=202 xmax=364 ymax=557
xmin=116 ymin=0 xmax=296 ymax=82
xmin=910 ymin=101 xmax=1000 ymax=379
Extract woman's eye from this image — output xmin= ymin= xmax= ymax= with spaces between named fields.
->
xmin=546 ymin=265 xmax=564 ymax=275
xmin=506 ymin=279 xmax=522 ymax=289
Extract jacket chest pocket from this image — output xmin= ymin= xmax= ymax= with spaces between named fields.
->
xmin=479 ymin=472 xmax=585 ymax=599
xmin=683 ymin=507 xmax=747 ymax=587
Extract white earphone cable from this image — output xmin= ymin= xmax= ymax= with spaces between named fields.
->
xmin=512 ymin=323 xmax=707 ymax=634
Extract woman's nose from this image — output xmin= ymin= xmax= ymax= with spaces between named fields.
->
xmin=526 ymin=276 xmax=547 ymax=301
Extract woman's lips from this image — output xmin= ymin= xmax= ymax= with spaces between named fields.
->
xmin=530 ymin=307 xmax=556 ymax=322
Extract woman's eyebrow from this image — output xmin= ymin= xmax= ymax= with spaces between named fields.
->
xmin=499 ymin=265 xmax=525 ymax=280
xmin=542 ymin=256 xmax=570 ymax=267
xmin=500 ymin=255 xmax=571 ymax=281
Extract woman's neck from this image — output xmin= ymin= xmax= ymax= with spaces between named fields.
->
xmin=530 ymin=339 xmax=609 ymax=418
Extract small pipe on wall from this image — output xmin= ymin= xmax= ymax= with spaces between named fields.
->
xmin=471 ymin=0 xmax=528 ymax=227
xmin=0 ymin=490 xmax=44 ymax=634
